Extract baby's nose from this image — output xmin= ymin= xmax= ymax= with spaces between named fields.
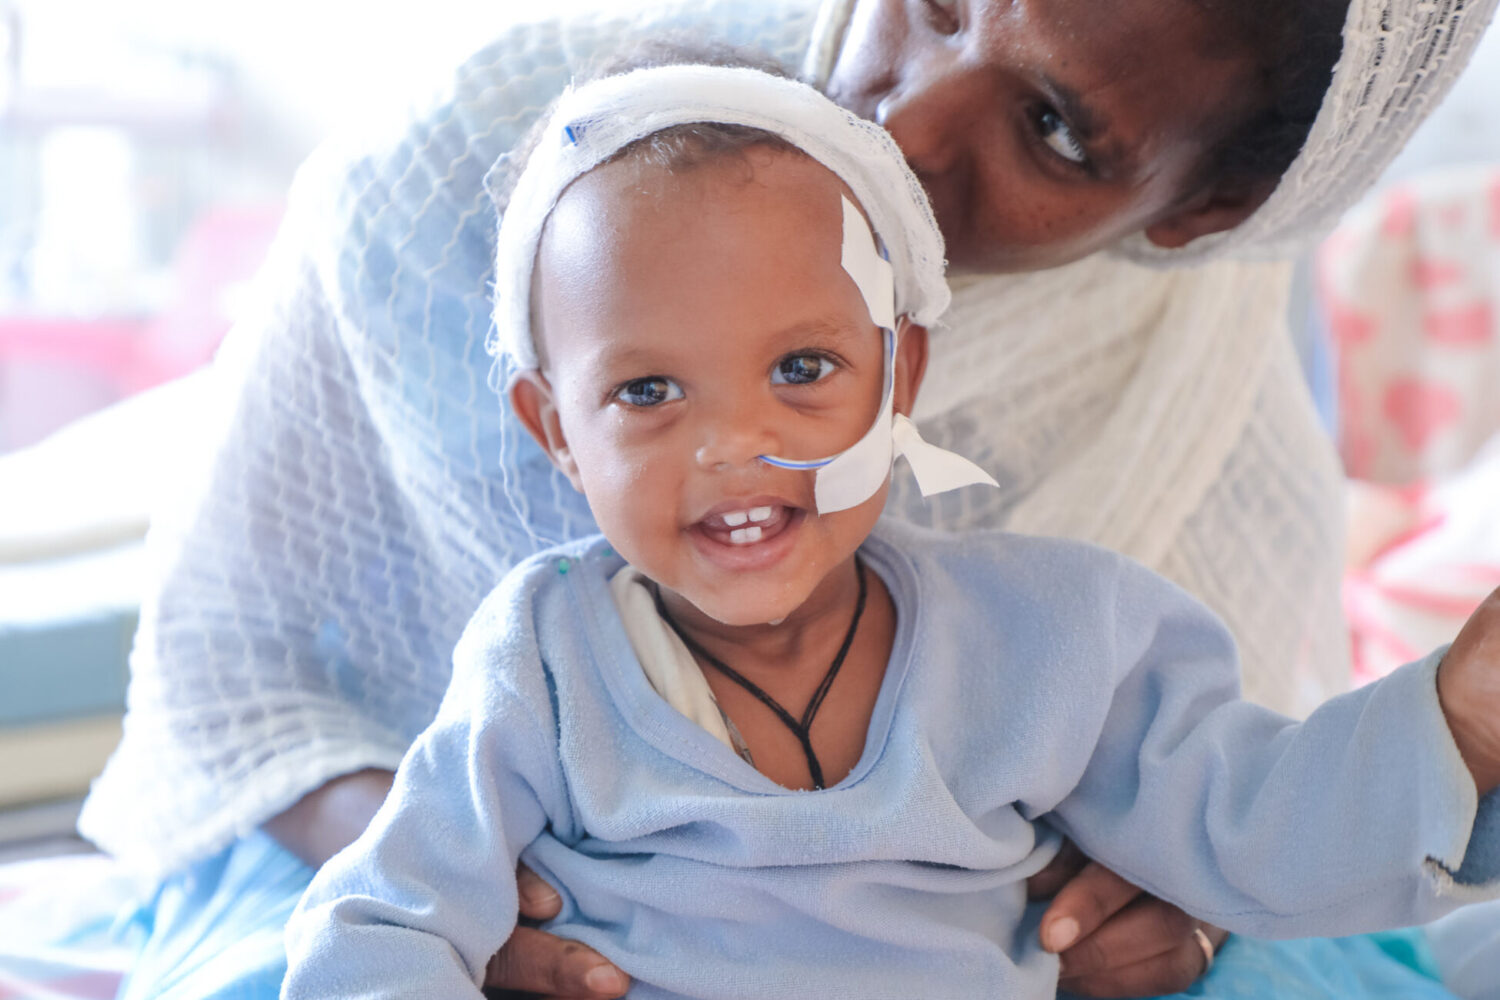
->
xmin=694 ymin=409 xmax=780 ymax=471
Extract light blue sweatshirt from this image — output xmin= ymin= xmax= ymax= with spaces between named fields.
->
xmin=283 ymin=521 xmax=1500 ymax=999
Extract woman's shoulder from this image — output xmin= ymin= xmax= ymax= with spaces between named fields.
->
xmin=297 ymin=0 xmax=824 ymax=358
xmin=315 ymin=0 xmax=823 ymax=241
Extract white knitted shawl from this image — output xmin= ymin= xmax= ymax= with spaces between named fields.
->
xmin=80 ymin=0 xmax=1497 ymax=876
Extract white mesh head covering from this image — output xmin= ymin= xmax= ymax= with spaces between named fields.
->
xmin=1125 ymin=0 xmax=1500 ymax=265
xmin=487 ymin=63 xmax=950 ymax=372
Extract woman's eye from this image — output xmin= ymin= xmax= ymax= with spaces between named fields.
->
xmin=771 ymin=354 xmax=836 ymax=386
xmin=921 ymin=0 xmax=961 ymax=34
xmin=1036 ymin=108 xmax=1088 ymax=166
xmin=616 ymin=377 xmax=683 ymax=407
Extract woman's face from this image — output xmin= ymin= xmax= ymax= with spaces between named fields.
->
xmin=826 ymin=0 xmax=1268 ymax=272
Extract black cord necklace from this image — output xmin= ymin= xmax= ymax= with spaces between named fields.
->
xmin=651 ymin=561 xmax=868 ymax=791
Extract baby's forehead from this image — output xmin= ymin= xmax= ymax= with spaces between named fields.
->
xmin=536 ymin=143 xmax=863 ymax=287
xmin=531 ymin=146 xmax=889 ymax=369
xmin=553 ymin=140 xmax=859 ymax=234
xmin=538 ymin=146 xmax=881 ymax=310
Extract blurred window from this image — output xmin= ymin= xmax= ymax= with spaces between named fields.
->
xmin=0 ymin=0 xmax=650 ymax=453
xmin=0 ymin=0 xmax=292 ymax=452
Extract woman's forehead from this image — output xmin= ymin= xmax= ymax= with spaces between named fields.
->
xmin=983 ymin=0 xmax=1255 ymax=131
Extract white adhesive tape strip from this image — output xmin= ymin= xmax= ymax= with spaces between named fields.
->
xmin=839 ymin=196 xmax=896 ymax=331
xmin=758 ymin=195 xmax=995 ymax=514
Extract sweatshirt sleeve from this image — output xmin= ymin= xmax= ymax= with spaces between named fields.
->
xmin=282 ymin=586 xmax=566 ymax=999
xmin=1050 ymin=560 xmax=1500 ymax=938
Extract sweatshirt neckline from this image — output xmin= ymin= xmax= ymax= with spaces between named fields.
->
xmin=571 ymin=526 xmax=920 ymax=795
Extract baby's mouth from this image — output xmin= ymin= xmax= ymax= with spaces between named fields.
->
xmin=696 ymin=504 xmax=798 ymax=547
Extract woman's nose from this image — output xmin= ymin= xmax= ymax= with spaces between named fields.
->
xmin=875 ymin=61 xmax=975 ymax=181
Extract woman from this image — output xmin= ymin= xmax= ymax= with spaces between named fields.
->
xmin=80 ymin=0 xmax=1497 ymax=997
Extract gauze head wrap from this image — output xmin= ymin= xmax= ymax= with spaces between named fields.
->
xmin=805 ymin=0 xmax=1500 ymax=267
xmin=488 ymin=63 xmax=950 ymax=371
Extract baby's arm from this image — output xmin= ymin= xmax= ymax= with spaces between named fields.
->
xmin=1050 ymin=566 xmax=1500 ymax=940
xmin=282 ymin=596 xmax=564 ymax=1000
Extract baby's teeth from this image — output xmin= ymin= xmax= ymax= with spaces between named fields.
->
xmin=728 ymin=526 xmax=763 ymax=545
xmin=723 ymin=510 xmax=749 ymax=527
xmin=747 ymin=506 xmax=774 ymax=523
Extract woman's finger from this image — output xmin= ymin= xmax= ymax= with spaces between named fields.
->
xmin=483 ymin=925 xmax=629 ymax=998
xmin=1026 ymin=839 xmax=1088 ymax=900
xmin=1054 ymin=895 xmax=1194 ymax=980
xmin=1038 ymin=861 xmax=1143 ymax=953
xmin=1058 ymin=932 xmax=1210 ymax=999
xmin=516 ymin=863 xmax=564 ymax=921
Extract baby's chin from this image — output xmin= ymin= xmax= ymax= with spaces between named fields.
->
xmin=682 ymin=593 xmax=798 ymax=630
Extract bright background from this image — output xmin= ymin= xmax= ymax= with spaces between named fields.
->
xmin=0 ymin=0 xmax=628 ymax=452
xmin=0 ymin=0 xmax=653 ymax=857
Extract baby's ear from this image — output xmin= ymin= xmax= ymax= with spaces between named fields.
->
xmin=893 ymin=320 xmax=929 ymax=417
xmin=510 ymin=371 xmax=584 ymax=492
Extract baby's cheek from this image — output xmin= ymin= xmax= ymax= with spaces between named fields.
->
xmin=578 ymin=457 xmax=676 ymax=550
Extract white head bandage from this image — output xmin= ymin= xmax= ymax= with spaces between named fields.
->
xmin=488 ymin=64 xmax=996 ymax=513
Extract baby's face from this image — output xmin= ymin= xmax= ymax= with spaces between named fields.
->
xmin=516 ymin=148 xmax=922 ymax=626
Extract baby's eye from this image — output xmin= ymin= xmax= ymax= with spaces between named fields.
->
xmin=1036 ymin=108 xmax=1088 ymax=166
xmin=771 ymin=354 xmax=837 ymax=386
xmin=616 ymin=377 xmax=683 ymax=407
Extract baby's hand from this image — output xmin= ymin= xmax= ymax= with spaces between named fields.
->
xmin=1437 ymin=586 xmax=1500 ymax=795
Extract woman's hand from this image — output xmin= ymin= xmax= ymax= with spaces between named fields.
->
xmin=482 ymin=865 xmax=630 ymax=999
xmin=267 ymin=774 xmax=628 ymax=998
xmin=1029 ymin=841 xmax=1225 ymax=997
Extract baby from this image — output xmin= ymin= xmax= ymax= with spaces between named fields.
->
xmin=282 ymin=64 xmax=1500 ymax=999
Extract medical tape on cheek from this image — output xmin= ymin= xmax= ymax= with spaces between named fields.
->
xmin=757 ymin=195 xmax=899 ymax=515
xmin=756 ymin=196 xmax=1001 ymax=514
